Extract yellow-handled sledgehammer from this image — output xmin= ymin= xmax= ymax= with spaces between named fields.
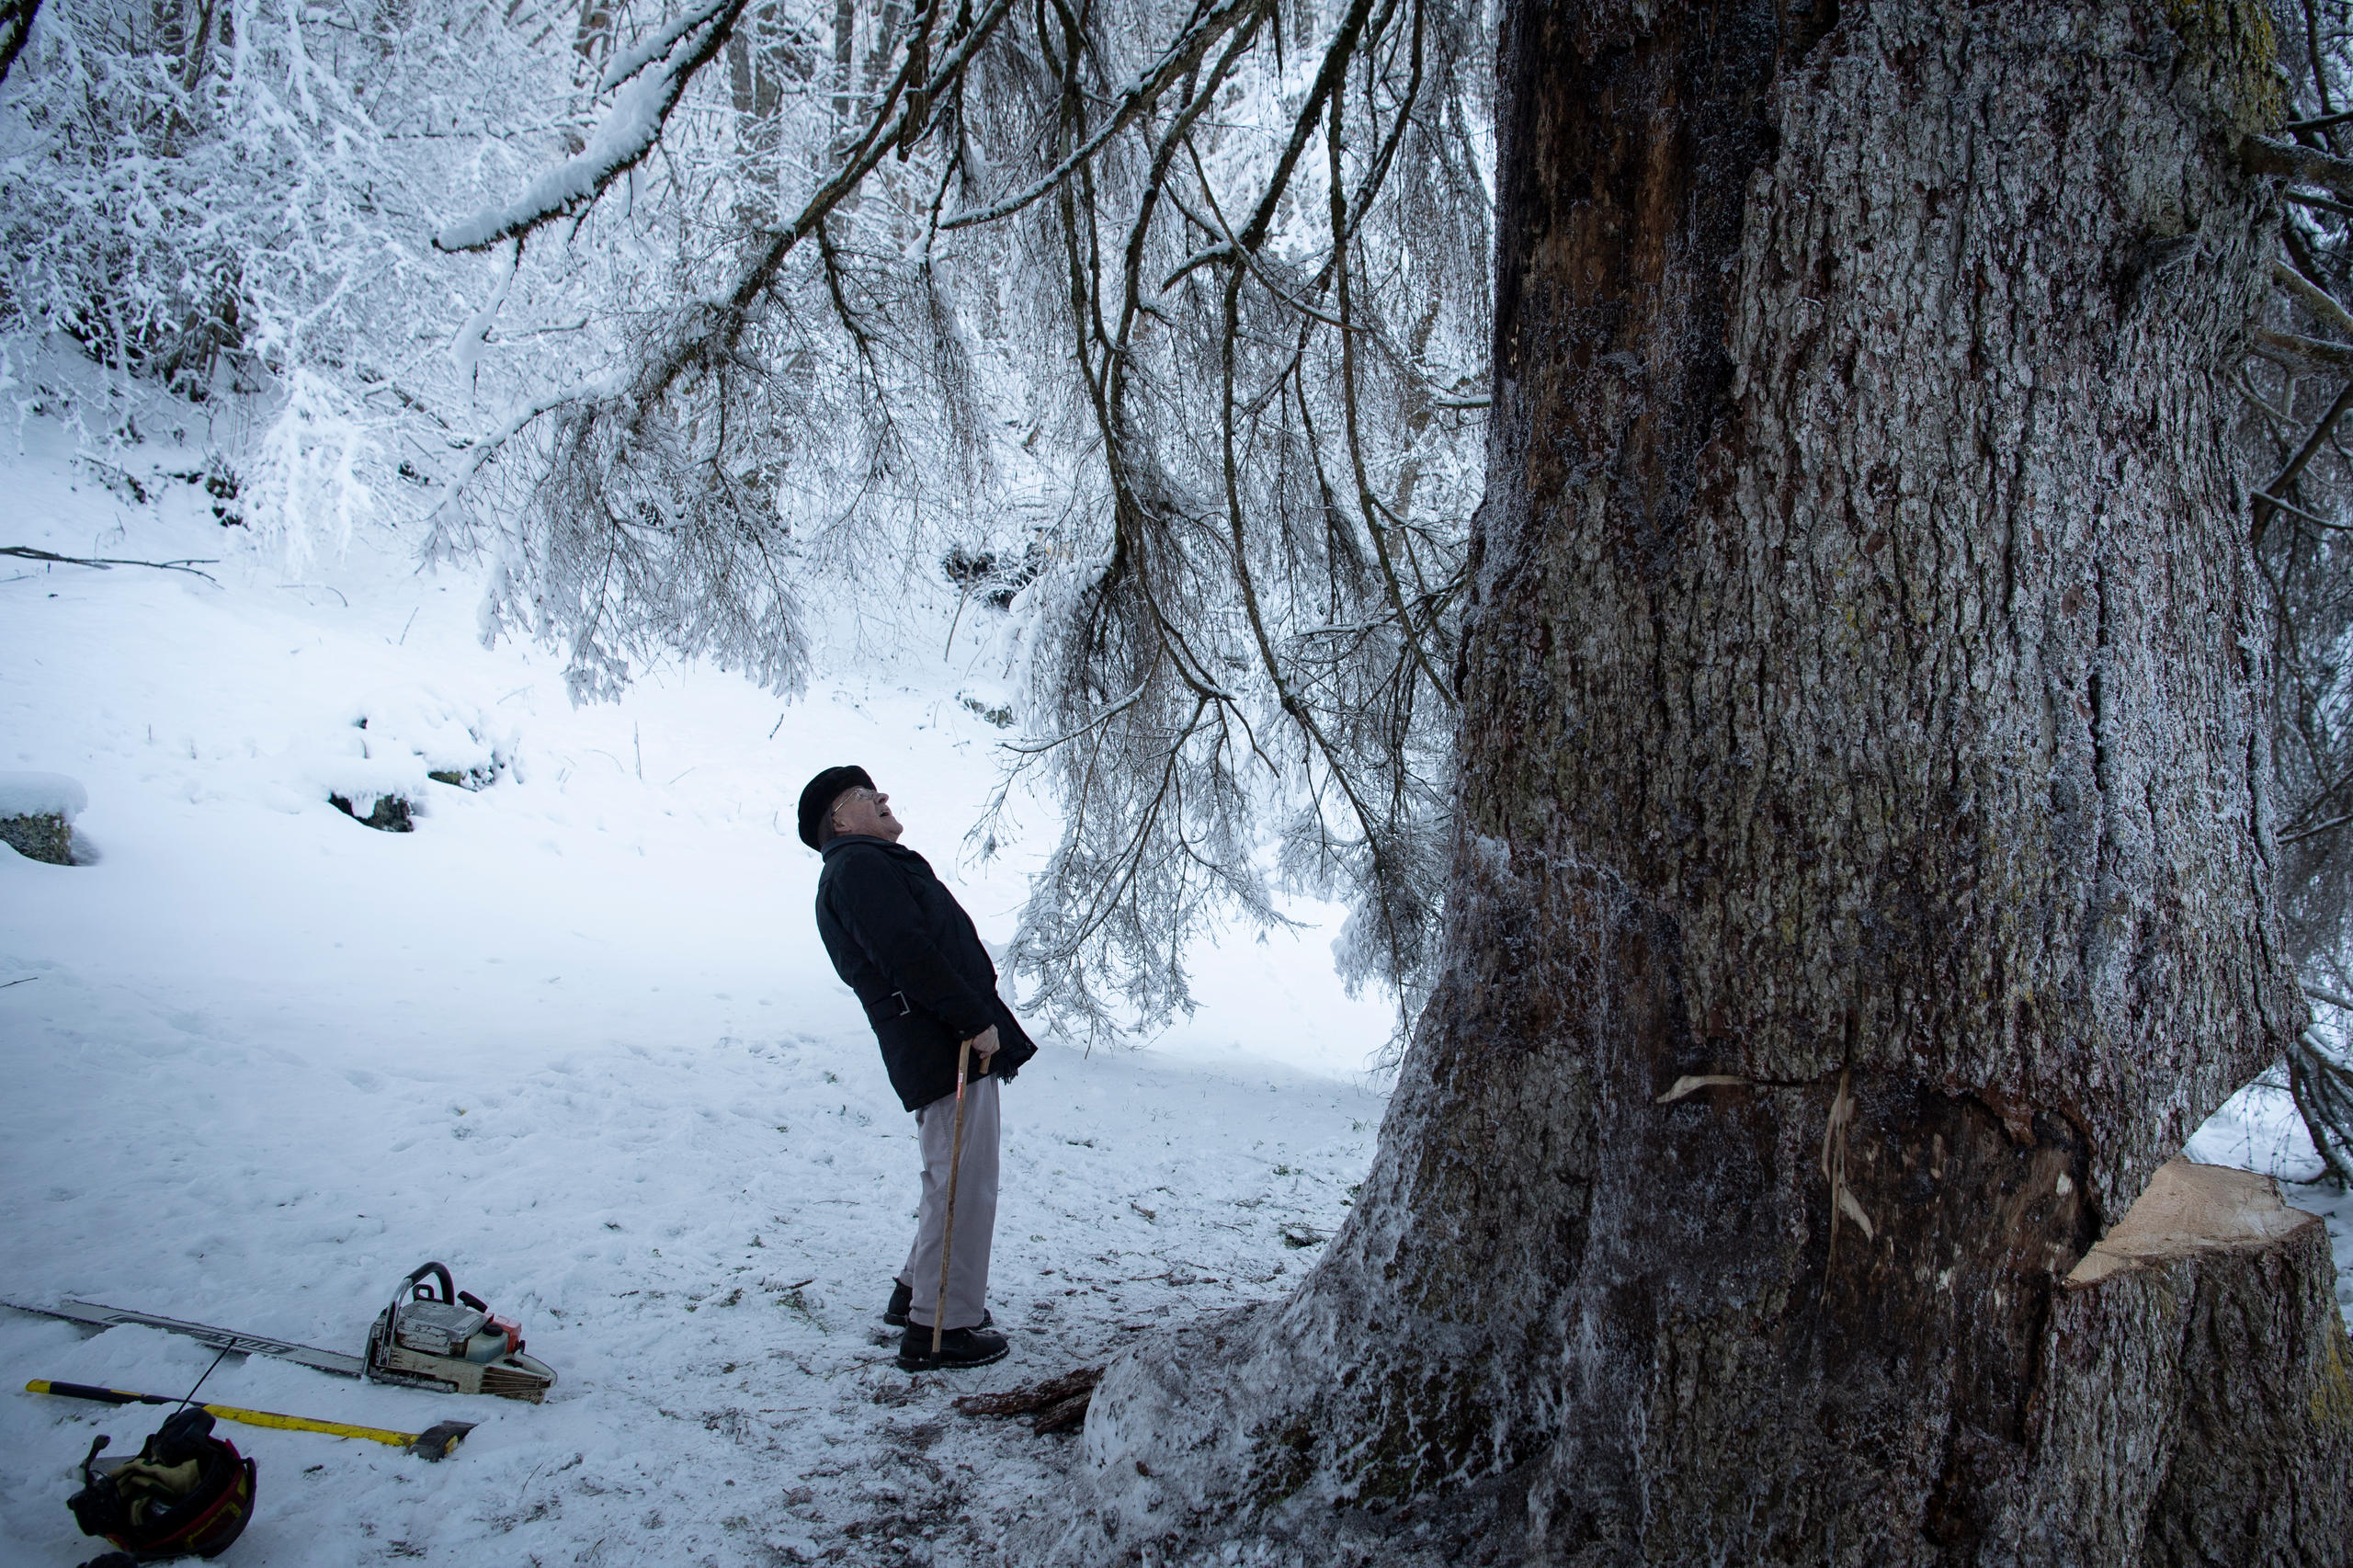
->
xmin=26 ymin=1380 xmax=474 ymax=1460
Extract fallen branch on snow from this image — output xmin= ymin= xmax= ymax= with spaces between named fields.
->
xmin=951 ymin=1365 xmax=1101 ymax=1435
xmin=2 ymin=546 xmax=220 ymax=582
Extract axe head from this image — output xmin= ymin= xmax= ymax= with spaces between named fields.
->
xmin=407 ymin=1420 xmax=476 ymax=1461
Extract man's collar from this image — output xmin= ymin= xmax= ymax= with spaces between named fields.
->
xmin=821 ymin=833 xmax=907 ymax=858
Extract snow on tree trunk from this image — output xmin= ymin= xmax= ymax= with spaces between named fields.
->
xmin=1055 ymin=2 xmax=2353 ymax=1562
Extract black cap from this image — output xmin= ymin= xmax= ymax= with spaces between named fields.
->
xmin=797 ymin=765 xmax=874 ymax=849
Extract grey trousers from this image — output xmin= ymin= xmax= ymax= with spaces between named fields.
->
xmin=896 ymin=1073 xmax=999 ymax=1331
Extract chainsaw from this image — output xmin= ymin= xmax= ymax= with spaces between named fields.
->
xmin=7 ymin=1261 xmax=557 ymax=1403
xmin=363 ymin=1262 xmax=556 ymax=1401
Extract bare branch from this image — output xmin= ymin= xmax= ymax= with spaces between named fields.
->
xmin=2245 ymin=133 xmax=2353 ymax=199
xmin=2255 ymin=325 xmax=2353 ymax=372
xmin=0 ymin=546 xmax=219 ymax=581
xmin=2271 ymin=256 xmax=2353 ymax=337
xmin=2254 ymin=378 xmax=2353 ymax=538
xmin=2285 ymin=107 xmax=2353 ymax=134
xmin=2258 ymin=486 xmax=2352 ymax=531
xmin=2287 ymin=187 xmax=2353 ymax=219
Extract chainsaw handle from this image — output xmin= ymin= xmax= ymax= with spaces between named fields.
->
xmin=401 ymin=1262 xmax=456 ymax=1305
xmin=368 ymin=1264 xmax=455 ymax=1388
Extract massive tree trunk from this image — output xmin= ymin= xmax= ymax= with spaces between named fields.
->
xmin=1053 ymin=2 xmax=2353 ymax=1563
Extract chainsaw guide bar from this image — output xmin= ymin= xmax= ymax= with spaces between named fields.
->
xmin=6 ymin=1299 xmax=368 ymax=1378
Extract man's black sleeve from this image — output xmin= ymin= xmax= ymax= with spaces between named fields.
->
xmin=829 ymin=853 xmax=1000 ymax=1040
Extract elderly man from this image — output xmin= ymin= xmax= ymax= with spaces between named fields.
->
xmin=799 ymin=766 xmax=1038 ymax=1370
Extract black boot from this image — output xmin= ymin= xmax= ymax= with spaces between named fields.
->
xmin=896 ymin=1323 xmax=1008 ymax=1371
xmin=886 ymin=1281 xmax=988 ymax=1330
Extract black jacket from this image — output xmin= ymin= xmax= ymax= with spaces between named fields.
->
xmin=815 ymin=835 xmax=1039 ymax=1111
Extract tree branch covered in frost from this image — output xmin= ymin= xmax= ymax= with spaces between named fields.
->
xmin=2 ymin=0 xmax=1492 ymax=1050
xmin=400 ymin=0 xmax=1491 ymax=1045
xmin=480 ymin=388 xmax=812 ymax=701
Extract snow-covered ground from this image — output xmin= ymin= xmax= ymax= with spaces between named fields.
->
xmin=3 ymin=381 xmax=2347 ymax=1567
xmin=0 ymin=390 xmax=1392 ymax=1566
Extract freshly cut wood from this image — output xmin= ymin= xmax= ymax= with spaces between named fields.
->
xmin=2064 ymin=1159 xmax=2315 ymax=1286
xmin=2029 ymin=1160 xmax=2353 ymax=1567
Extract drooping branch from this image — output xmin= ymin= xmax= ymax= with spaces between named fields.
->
xmin=621 ymin=0 xmax=1018 ymax=418
xmin=2252 ymin=379 xmax=2353 ymax=535
xmin=422 ymin=382 xmax=611 ymax=555
xmin=425 ymin=0 xmax=1487 ymax=1038
xmin=938 ymin=0 xmax=1265 ymax=231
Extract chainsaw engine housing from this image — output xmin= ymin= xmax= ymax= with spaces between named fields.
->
xmin=365 ymin=1263 xmax=555 ymax=1403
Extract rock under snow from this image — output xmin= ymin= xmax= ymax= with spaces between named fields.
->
xmin=306 ymin=687 xmax=516 ymax=827
xmin=0 ymin=771 xmax=87 ymax=865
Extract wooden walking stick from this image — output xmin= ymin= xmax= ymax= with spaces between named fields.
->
xmin=933 ymin=1036 xmax=974 ymax=1356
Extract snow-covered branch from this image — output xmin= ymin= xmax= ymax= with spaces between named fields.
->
xmin=433 ymin=0 xmax=749 ymax=252
xmin=597 ymin=0 xmax=739 ymax=93
xmin=423 ymin=381 xmax=614 ymax=556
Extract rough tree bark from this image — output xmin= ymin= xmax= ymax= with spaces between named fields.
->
xmin=1053 ymin=2 xmax=2353 ymax=1563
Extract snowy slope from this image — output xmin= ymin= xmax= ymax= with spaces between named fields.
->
xmin=0 ymin=394 xmax=1393 ymax=1566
